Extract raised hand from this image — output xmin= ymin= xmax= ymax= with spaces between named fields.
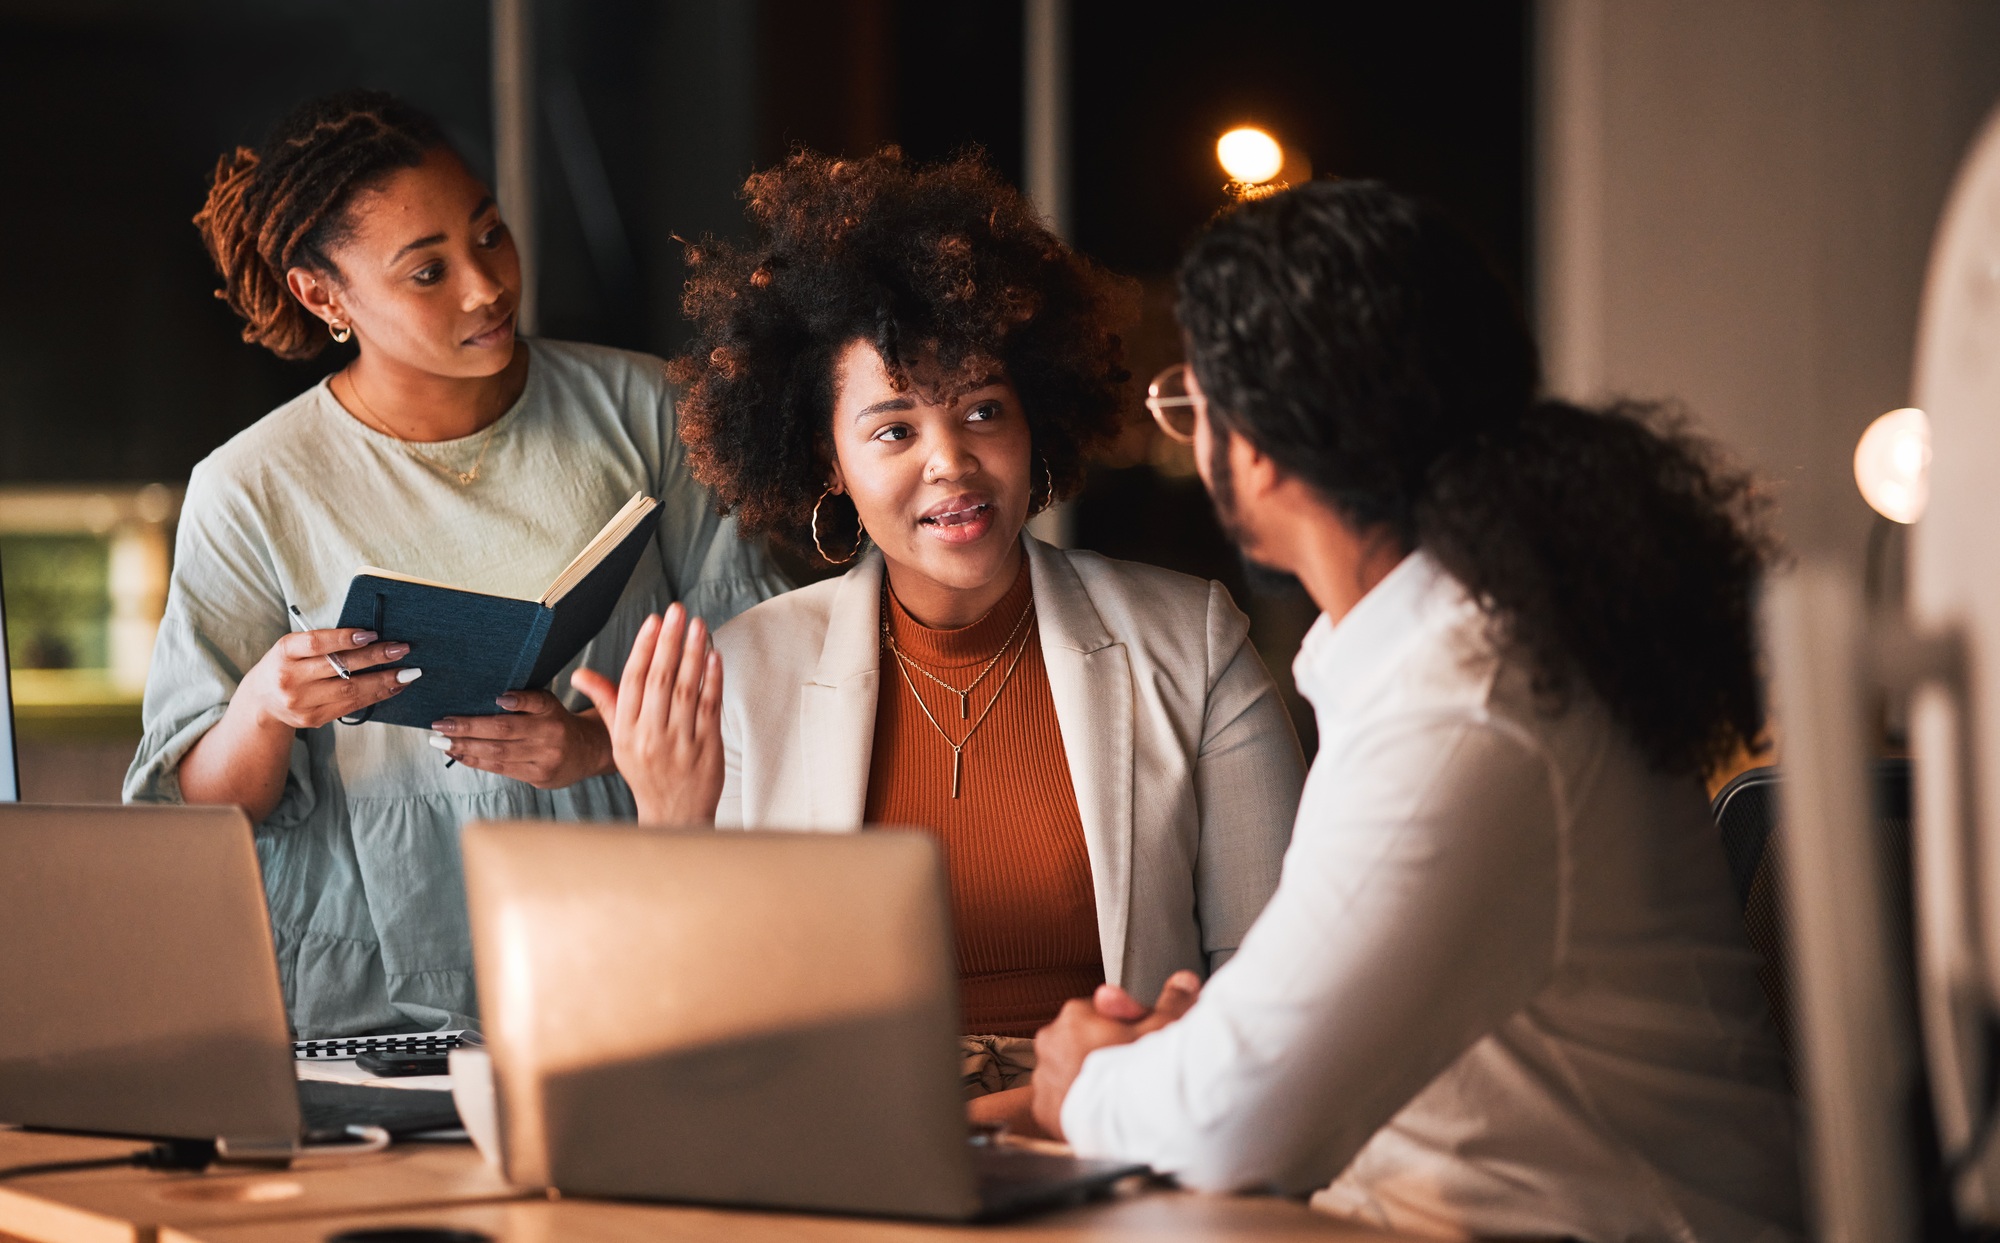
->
xmin=571 ymin=603 xmax=726 ymax=825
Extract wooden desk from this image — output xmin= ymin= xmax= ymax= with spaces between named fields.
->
xmin=165 ymin=1184 xmax=1394 ymax=1242
xmin=0 ymin=1129 xmax=519 ymax=1243
xmin=1 ymin=1130 xmax=1400 ymax=1243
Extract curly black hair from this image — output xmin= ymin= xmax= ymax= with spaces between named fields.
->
xmin=1179 ymin=180 xmax=1776 ymax=779
xmin=670 ymin=147 xmax=1133 ymax=558
xmin=195 ymin=90 xmax=453 ymax=359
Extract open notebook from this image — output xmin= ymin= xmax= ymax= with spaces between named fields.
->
xmin=333 ymin=493 xmax=661 ymax=728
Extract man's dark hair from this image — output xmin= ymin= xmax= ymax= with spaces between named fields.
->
xmin=1179 ymin=179 xmax=1774 ymax=779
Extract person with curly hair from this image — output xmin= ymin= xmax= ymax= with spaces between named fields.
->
xmin=573 ymin=148 xmax=1303 ymax=1128
xmin=125 ymin=90 xmax=786 ymax=1037
xmin=1027 ymin=181 xmax=1802 ymax=1240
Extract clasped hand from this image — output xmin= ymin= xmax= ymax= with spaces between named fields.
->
xmin=1030 ymin=970 xmax=1203 ymax=1141
xmin=571 ymin=603 xmax=725 ymax=825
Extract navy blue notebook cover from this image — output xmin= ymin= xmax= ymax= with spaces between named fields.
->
xmin=333 ymin=495 xmax=661 ymax=728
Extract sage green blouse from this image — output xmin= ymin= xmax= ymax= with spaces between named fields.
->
xmin=125 ymin=339 xmax=786 ymax=1037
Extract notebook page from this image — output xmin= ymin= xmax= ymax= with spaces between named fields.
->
xmin=539 ymin=492 xmax=658 ymax=606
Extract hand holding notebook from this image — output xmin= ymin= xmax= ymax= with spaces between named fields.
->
xmin=333 ymin=493 xmax=662 ymax=729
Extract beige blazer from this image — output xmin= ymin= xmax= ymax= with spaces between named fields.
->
xmin=713 ymin=536 xmax=1304 ymax=1001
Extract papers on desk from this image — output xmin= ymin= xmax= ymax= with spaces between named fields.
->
xmin=295 ymin=1058 xmax=455 ymax=1093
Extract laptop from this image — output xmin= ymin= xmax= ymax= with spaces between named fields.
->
xmin=0 ymin=803 xmax=458 ymax=1158
xmin=0 ymin=550 xmax=19 ymax=802
xmin=462 ymin=821 xmax=1147 ymax=1220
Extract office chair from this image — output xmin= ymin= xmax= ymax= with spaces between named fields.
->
xmin=1713 ymin=758 xmax=1983 ymax=1237
xmin=1709 ymin=758 xmax=1915 ymax=1070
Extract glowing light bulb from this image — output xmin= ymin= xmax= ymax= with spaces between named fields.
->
xmin=1854 ymin=406 xmax=1931 ymax=524
xmin=1217 ymin=127 xmax=1284 ymax=185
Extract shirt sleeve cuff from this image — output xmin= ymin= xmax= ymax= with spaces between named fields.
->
xmin=123 ymin=703 xmax=229 ymax=804
xmin=1058 ymin=1042 xmax=1130 ymax=1160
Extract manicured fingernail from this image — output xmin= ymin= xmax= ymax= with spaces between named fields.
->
xmin=384 ymin=643 xmax=411 ymax=659
xmin=428 ymin=733 xmax=453 ymax=751
xmin=495 ymin=693 xmax=520 ymax=710
xmin=397 ymin=668 xmax=424 ymax=683
xmin=666 ymin=602 xmax=683 ymax=622
xmin=352 ymin=630 xmax=379 ymax=646
xmin=431 ymin=720 xmax=456 ymax=734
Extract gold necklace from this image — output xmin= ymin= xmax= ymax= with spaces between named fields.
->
xmin=340 ymin=371 xmax=502 ymax=487
xmin=883 ymin=589 xmax=1035 ymax=719
xmin=881 ymin=590 xmax=1036 ymax=799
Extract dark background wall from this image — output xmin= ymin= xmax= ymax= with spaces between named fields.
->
xmin=0 ymin=0 xmax=1527 ymax=791
xmin=1070 ymin=4 xmax=1526 ymax=286
xmin=0 ymin=0 xmax=492 ymax=483
xmin=0 ymin=0 xmax=1526 ymax=488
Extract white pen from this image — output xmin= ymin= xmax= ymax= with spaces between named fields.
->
xmin=288 ymin=603 xmax=353 ymax=680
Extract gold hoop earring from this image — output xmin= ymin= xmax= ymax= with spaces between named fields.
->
xmin=812 ymin=487 xmax=861 ymax=565
xmin=1031 ymin=459 xmax=1058 ymax=515
xmin=329 ymin=320 xmax=352 ymax=344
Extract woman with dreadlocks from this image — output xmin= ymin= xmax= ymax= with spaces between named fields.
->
xmin=125 ymin=90 xmax=786 ymax=1037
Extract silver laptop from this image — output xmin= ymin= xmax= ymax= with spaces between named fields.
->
xmin=0 ymin=551 xmax=19 ymax=802
xmin=463 ymin=822 xmax=1146 ymax=1220
xmin=0 ymin=803 xmax=456 ymax=1158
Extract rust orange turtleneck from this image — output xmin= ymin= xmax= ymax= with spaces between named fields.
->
xmin=865 ymin=557 xmax=1104 ymax=1037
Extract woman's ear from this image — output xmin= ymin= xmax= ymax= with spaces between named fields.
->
xmin=825 ymin=458 xmax=847 ymax=497
xmin=286 ymin=267 xmax=344 ymax=330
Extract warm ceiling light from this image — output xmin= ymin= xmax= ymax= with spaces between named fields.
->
xmin=1217 ymin=127 xmax=1284 ymax=185
xmin=1854 ymin=406 xmax=1931 ymax=524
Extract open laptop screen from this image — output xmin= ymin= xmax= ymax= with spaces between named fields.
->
xmin=0 ymin=551 xmax=17 ymax=802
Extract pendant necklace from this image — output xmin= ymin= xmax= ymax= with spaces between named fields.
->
xmin=883 ymin=588 xmax=1035 ymax=719
xmin=340 ymin=371 xmax=502 ymax=487
xmin=881 ymin=586 xmax=1036 ymax=798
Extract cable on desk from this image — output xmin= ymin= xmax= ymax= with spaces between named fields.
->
xmin=0 ymin=1138 xmax=216 ymax=1181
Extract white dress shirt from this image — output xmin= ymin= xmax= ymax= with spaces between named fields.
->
xmin=1060 ymin=552 xmax=1802 ymax=1242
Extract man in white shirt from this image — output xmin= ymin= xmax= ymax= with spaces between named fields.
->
xmin=1031 ymin=182 xmax=1802 ymax=1241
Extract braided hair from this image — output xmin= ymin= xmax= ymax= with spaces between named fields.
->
xmin=194 ymin=90 xmax=451 ymax=360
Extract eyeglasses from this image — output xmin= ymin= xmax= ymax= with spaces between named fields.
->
xmin=1144 ymin=363 xmax=1201 ymax=445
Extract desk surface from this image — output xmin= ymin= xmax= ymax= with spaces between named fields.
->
xmin=0 ymin=1129 xmax=516 ymax=1243
xmin=162 ymin=1187 xmax=1400 ymax=1242
xmin=1 ymin=1129 xmax=1402 ymax=1243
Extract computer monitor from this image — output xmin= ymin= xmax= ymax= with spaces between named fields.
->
xmin=0 ymin=548 xmax=17 ymax=802
xmin=1775 ymin=101 xmax=2000 ymax=1240
xmin=1912 ymin=103 xmax=2000 ymax=1227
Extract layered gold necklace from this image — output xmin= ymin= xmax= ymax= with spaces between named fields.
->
xmin=881 ymin=586 xmax=1036 ymax=799
xmin=339 ymin=371 xmax=502 ymax=487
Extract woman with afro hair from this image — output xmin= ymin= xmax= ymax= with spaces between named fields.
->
xmin=126 ymin=91 xmax=786 ymax=1038
xmin=571 ymin=148 xmax=1304 ymax=1132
